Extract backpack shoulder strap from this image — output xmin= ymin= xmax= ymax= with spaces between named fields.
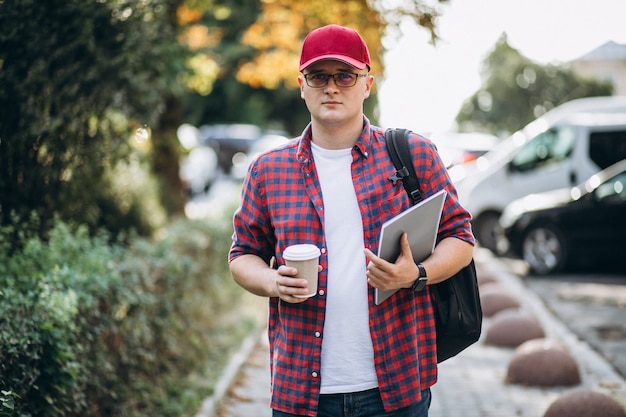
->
xmin=384 ymin=128 xmax=422 ymax=205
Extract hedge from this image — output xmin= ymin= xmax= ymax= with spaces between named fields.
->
xmin=0 ymin=213 xmax=261 ymax=417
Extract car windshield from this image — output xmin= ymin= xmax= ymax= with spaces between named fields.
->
xmin=510 ymin=126 xmax=576 ymax=172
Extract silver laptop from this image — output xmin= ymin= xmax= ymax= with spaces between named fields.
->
xmin=374 ymin=189 xmax=447 ymax=305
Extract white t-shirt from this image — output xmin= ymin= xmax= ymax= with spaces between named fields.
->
xmin=311 ymin=142 xmax=378 ymax=394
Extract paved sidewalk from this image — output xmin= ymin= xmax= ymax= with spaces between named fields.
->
xmin=198 ymin=249 xmax=626 ymax=417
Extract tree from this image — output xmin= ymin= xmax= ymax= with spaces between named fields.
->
xmin=456 ymin=34 xmax=614 ymax=136
xmin=0 ymin=0 xmax=189 ymax=238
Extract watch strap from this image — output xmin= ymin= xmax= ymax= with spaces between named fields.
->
xmin=417 ymin=263 xmax=426 ymax=278
xmin=411 ymin=263 xmax=428 ymax=291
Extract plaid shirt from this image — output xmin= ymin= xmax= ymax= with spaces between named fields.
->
xmin=229 ymin=117 xmax=474 ymax=415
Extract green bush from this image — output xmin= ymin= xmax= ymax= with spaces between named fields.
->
xmin=0 ymin=214 xmax=261 ymax=417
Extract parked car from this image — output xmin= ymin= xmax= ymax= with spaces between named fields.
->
xmin=200 ymin=124 xmax=263 ymax=174
xmin=453 ymin=96 xmax=626 ymax=252
xmin=498 ymin=159 xmax=626 ymax=275
xmin=429 ymin=132 xmax=500 ymax=168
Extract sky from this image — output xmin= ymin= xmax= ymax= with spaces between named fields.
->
xmin=377 ymin=0 xmax=626 ymax=135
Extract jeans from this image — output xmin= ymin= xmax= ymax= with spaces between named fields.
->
xmin=272 ymin=388 xmax=431 ymax=417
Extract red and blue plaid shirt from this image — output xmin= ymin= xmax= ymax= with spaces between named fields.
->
xmin=229 ymin=117 xmax=474 ymax=415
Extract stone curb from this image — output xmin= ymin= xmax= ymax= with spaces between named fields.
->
xmin=193 ymin=323 xmax=267 ymax=417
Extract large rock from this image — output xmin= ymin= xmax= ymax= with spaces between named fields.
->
xmin=543 ymin=389 xmax=626 ymax=417
xmin=506 ymin=338 xmax=581 ymax=387
xmin=479 ymin=284 xmax=520 ymax=317
xmin=485 ymin=309 xmax=544 ymax=347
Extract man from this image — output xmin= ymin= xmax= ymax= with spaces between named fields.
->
xmin=229 ymin=24 xmax=474 ymax=417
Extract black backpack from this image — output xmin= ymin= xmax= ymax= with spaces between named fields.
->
xmin=385 ymin=128 xmax=483 ymax=363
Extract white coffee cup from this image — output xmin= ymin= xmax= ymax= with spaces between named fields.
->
xmin=282 ymin=244 xmax=321 ymax=298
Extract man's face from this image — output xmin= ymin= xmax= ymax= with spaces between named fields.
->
xmin=298 ymin=60 xmax=373 ymax=127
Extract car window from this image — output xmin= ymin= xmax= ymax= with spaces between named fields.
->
xmin=595 ymin=171 xmax=626 ymax=203
xmin=589 ymin=130 xmax=626 ymax=169
xmin=510 ymin=126 xmax=576 ymax=172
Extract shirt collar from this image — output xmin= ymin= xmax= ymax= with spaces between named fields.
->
xmin=296 ymin=116 xmax=373 ymax=162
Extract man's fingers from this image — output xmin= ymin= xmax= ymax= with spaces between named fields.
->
xmin=276 ymin=266 xmax=311 ymax=302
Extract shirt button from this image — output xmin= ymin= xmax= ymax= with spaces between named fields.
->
xmin=315 ymin=331 xmax=321 ymax=338
xmin=321 ymin=248 xmax=327 ymax=254
xmin=312 ymin=372 xmax=319 ymax=378
xmin=318 ymin=289 xmax=325 ymax=296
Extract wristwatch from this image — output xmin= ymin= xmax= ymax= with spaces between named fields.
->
xmin=411 ymin=263 xmax=428 ymax=292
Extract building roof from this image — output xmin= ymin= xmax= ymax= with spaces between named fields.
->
xmin=574 ymin=41 xmax=626 ymax=62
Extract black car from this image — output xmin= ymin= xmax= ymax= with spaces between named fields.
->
xmin=499 ymin=159 xmax=626 ymax=274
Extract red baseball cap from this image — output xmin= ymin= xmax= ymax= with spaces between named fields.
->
xmin=299 ymin=24 xmax=371 ymax=72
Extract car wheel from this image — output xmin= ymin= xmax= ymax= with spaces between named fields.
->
xmin=522 ymin=225 xmax=567 ymax=275
xmin=473 ymin=211 xmax=502 ymax=253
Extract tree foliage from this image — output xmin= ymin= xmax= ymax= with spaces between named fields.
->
xmin=456 ymin=34 xmax=614 ymax=136
xmin=0 ymin=0 xmax=188 ymax=238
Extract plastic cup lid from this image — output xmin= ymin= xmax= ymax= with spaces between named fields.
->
xmin=282 ymin=244 xmax=321 ymax=261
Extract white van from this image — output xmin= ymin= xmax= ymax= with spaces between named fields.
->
xmin=452 ymin=96 xmax=626 ymax=252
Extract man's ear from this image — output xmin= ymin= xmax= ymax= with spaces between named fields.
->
xmin=297 ymin=76 xmax=305 ymax=99
xmin=363 ymin=75 xmax=374 ymax=98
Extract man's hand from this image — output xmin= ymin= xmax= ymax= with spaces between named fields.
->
xmin=275 ymin=264 xmax=324 ymax=303
xmin=364 ymin=233 xmax=419 ymax=291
